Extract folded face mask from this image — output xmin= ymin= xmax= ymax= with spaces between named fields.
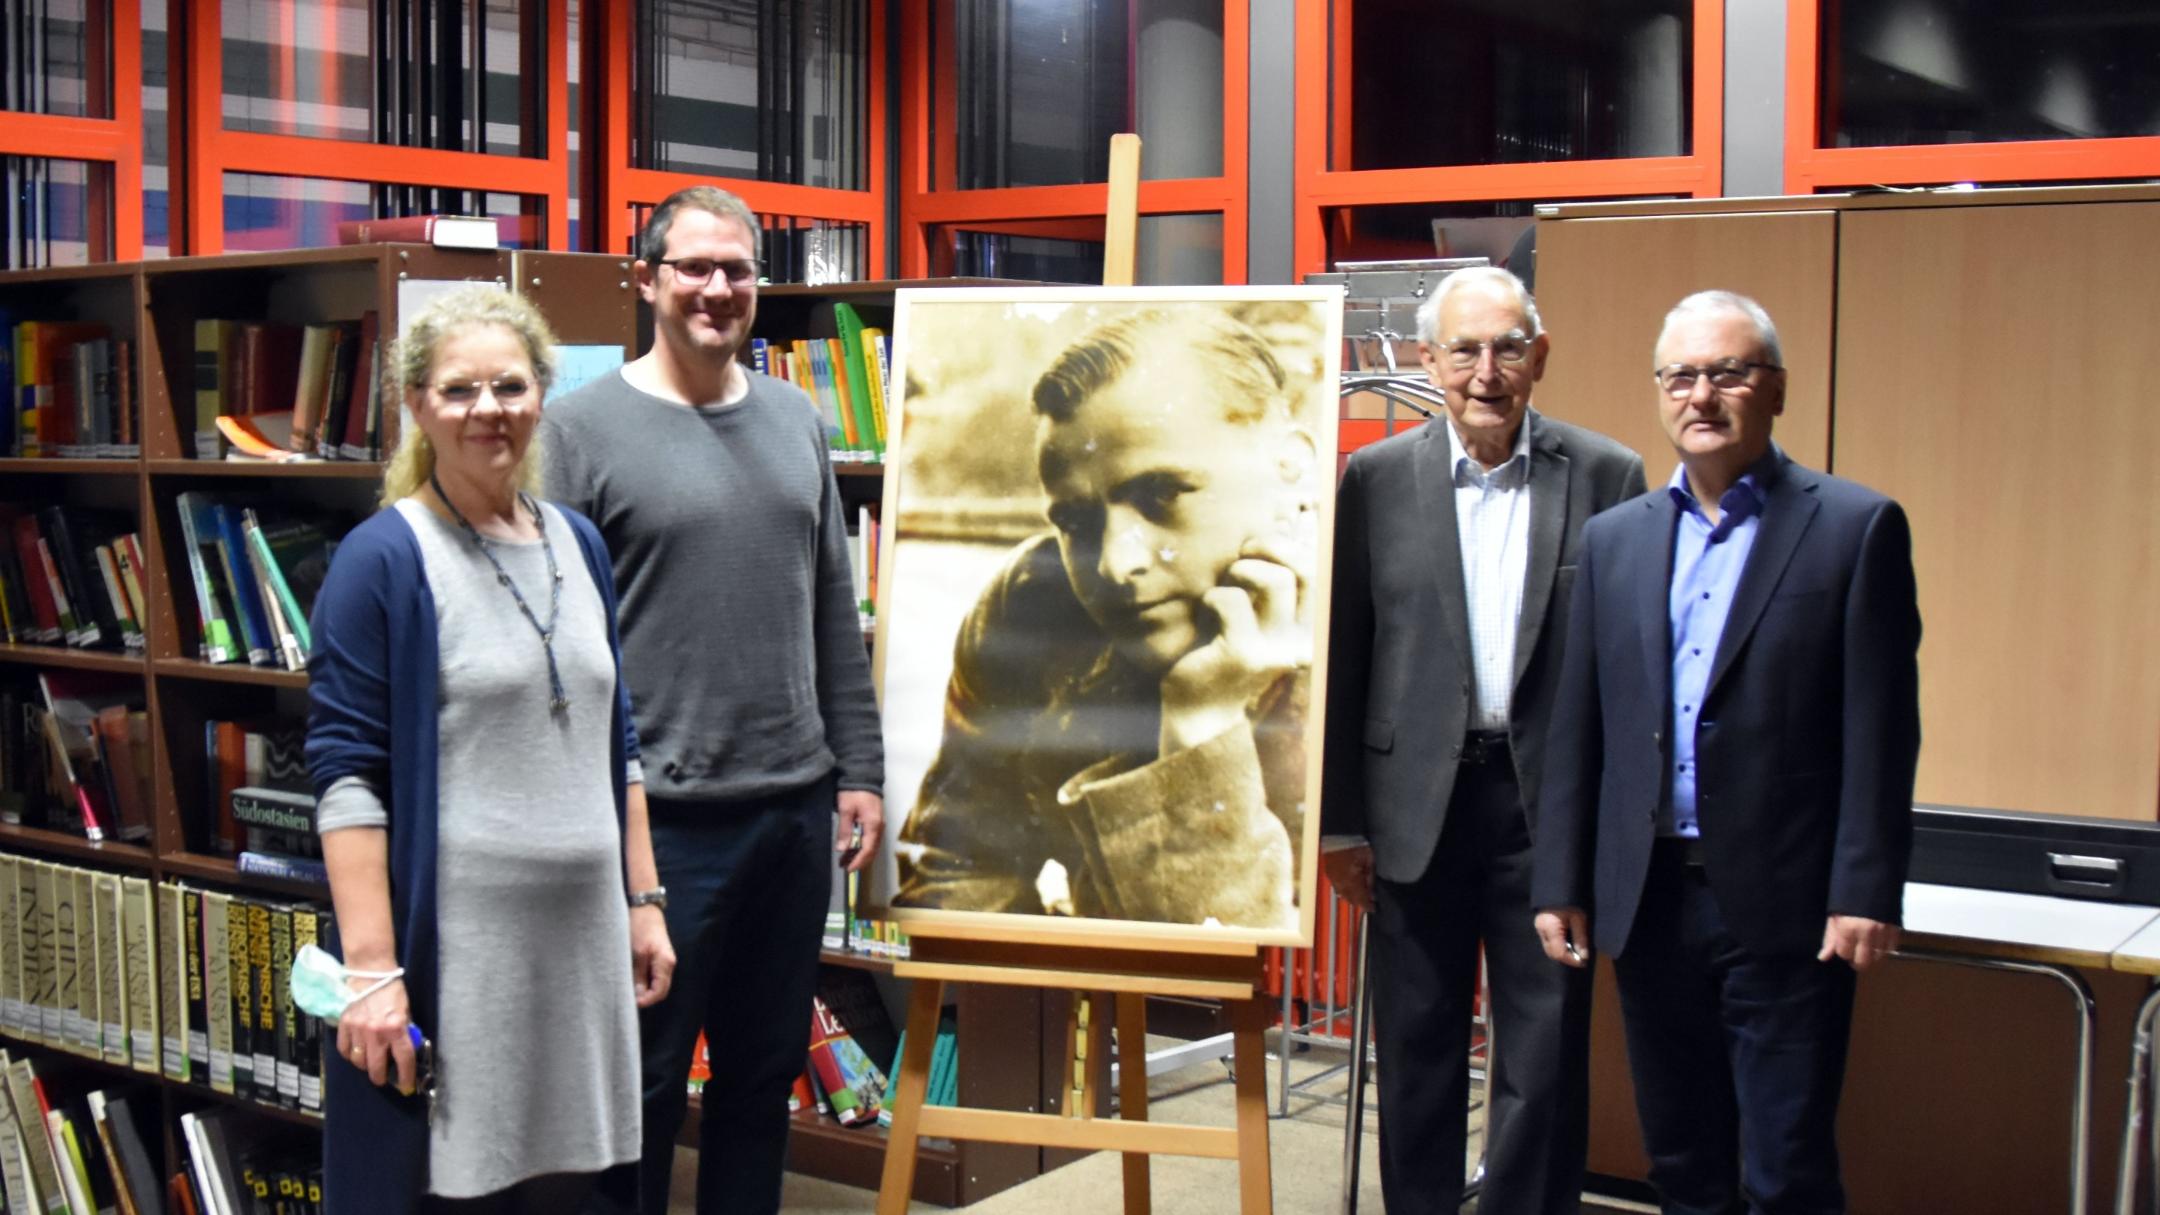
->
xmin=291 ymin=942 xmax=404 ymax=1023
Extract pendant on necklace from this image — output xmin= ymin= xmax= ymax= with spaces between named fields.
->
xmin=551 ymin=696 xmax=571 ymax=713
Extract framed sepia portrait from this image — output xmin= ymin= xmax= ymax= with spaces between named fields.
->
xmin=870 ymin=286 xmax=1344 ymax=950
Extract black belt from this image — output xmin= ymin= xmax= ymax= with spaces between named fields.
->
xmin=1656 ymin=835 xmax=1708 ymax=868
xmin=1460 ymin=729 xmax=1511 ymax=766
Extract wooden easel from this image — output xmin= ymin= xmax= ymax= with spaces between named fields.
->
xmin=875 ymin=929 xmax=1277 ymax=1215
xmin=874 ymin=134 xmax=1279 ymax=1215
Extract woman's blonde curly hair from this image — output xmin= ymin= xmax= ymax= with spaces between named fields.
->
xmin=378 ymin=286 xmax=559 ymax=507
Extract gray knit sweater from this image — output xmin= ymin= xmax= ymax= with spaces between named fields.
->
xmin=540 ymin=368 xmax=884 ymax=803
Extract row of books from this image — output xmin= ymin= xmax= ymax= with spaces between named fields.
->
xmin=0 ymin=1050 xmax=167 ymax=1215
xmin=0 ymin=854 xmax=331 ymax=1118
xmin=3 ymin=319 xmax=139 ymax=459
xmin=178 ymin=1106 xmax=321 ymax=1215
xmin=750 ymin=302 xmax=894 ymax=462
xmin=172 ymin=495 xmax=339 ymax=671
xmin=0 ymin=673 xmax=155 ymax=846
xmin=824 ymin=868 xmax=910 ymax=960
xmin=192 ymin=315 xmax=384 ymax=464
xmin=199 ymin=721 xmax=310 ymax=865
xmin=2 ymin=507 xmax=148 ymax=652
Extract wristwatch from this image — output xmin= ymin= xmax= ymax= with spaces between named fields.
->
xmin=628 ymin=886 xmax=668 ymax=910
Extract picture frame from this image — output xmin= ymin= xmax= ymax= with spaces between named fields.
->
xmin=870 ymin=285 xmax=1344 ymax=950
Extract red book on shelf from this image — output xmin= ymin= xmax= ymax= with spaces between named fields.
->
xmin=334 ymin=215 xmax=501 ymax=250
xmin=9 ymin=514 xmax=64 ymax=641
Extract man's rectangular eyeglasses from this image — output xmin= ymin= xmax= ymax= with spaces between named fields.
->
xmin=654 ymin=257 xmax=763 ymax=287
xmin=1653 ymin=361 xmax=1783 ymax=395
xmin=1438 ymin=334 xmax=1534 ymax=369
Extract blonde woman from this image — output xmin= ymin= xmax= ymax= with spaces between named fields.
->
xmin=306 ymin=286 xmax=673 ymax=1215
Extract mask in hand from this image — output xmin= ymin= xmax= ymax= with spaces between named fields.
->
xmin=291 ymin=942 xmax=404 ymax=1023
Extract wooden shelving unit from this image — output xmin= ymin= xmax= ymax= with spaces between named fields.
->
xmin=4 ymin=265 xmax=1060 ymax=1209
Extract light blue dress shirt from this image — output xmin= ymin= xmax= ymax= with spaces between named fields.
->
xmin=1662 ymin=460 xmax=1769 ymax=838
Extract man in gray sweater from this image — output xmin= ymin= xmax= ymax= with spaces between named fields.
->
xmin=542 ymin=186 xmax=884 ymax=1215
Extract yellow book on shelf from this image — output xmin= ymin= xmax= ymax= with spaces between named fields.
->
xmin=860 ymin=328 xmax=891 ymax=450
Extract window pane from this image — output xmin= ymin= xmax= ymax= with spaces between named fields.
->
xmin=2 ymin=0 xmax=109 ymax=118
xmin=636 ymin=0 xmax=867 ymax=191
xmin=221 ymin=0 xmax=540 ymax=154
xmin=1823 ymin=1 xmax=2160 ymax=147
xmin=1330 ymin=0 xmax=1691 ymax=171
xmin=1320 ymin=199 xmax=1678 ymax=276
xmin=929 ymin=215 xmax=1221 ymax=284
xmin=144 ymin=0 xmax=171 ymax=256
xmin=2 ymin=157 xmax=113 ymax=267
xmin=942 ymin=0 xmax=1224 ymax=189
xmin=225 ymin=173 xmax=541 ymax=251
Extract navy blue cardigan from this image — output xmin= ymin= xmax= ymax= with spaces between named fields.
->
xmin=304 ymin=502 xmax=640 ymax=1214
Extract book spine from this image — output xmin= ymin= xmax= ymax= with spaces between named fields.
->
xmin=94 ymin=875 xmax=126 ymax=1065
xmin=269 ymin=905 xmax=297 ymax=1107
xmin=50 ymin=868 xmax=77 ymax=1052
xmin=182 ymin=887 xmax=207 ymax=1085
xmin=201 ymin=892 xmax=233 ymax=1094
xmin=157 ymin=883 xmax=188 ymax=1081
xmin=232 ymin=853 xmax=328 ymax=885
xmin=291 ymin=906 xmax=322 ymax=1114
xmin=17 ymin=864 xmax=44 ymax=1046
xmin=120 ymin=879 xmax=157 ymax=1075
xmin=248 ymin=900 xmax=276 ymax=1102
xmin=0 ymin=858 xmax=16 ymax=1038
xmin=71 ymin=870 xmax=97 ymax=1056
xmin=172 ymin=496 xmax=234 ymax=664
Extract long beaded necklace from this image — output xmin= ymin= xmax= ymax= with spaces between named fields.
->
xmin=429 ymin=472 xmax=570 ymax=714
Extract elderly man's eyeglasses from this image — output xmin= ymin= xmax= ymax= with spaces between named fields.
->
xmin=1437 ymin=334 xmax=1534 ymax=369
xmin=433 ymin=376 xmax=534 ymax=405
xmin=655 ymin=257 xmax=763 ymax=287
xmin=1653 ymin=361 xmax=1783 ymax=396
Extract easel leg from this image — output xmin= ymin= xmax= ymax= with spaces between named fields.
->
xmin=1116 ymin=991 xmax=1152 ymax=1215
xmin=876 ymin=978 xmax=947 ymax=1215
xmin=1231 ymin=996 xmax=1275 ymax=1215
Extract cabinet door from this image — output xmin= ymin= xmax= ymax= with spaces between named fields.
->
xmin=1836 ymin=202 xmax=2160 ymax=822
xmin=1534 ymin=211 xmax=1836 ymax=486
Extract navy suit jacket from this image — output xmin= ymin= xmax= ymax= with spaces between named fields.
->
xmin=1531 ymin=449 xmax=1921 ymax=958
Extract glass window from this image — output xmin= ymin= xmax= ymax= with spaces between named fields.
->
xmin=941 ymin=0 xmax=1224 ymax=189
xmin=224 ymin=173 xmax=543 ymax=251
xmin=1823 ymin=0 xmax=2160 ymax=147
xmin=220 ymin=0 xmax=541 ymax=155
xmin=2 ymin=0 xmax=109 ymax=118
xmin=2 ymin=157 xmax=113 ymax=267
xmin=1330 ymin=0 xmax=1692 ymax=171
xmin=144 ymin=0 xmax=171 ymax=257
xmin=636 ymin=0 xmax=867 ymax=191
xmin=1320 ymin=198 xmax=1678 ymax=274
xmin=929 ymin=214 xmax=1222 ymax=284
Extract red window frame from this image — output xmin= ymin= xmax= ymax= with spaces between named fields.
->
xmin=1784 ymin=0 xmax=2160 ymax=193
xmin=0 ymin=0 xmax=144 ymax=261
xmin=587 ymin=0 xmax=888 ymax=265
xmin=175 ymin=0 xmax=573 ymax=254
xmin=1292 ymin=0 xmax=1727 ymax=280
xmin=895 ymin=0 xmax=1250 ymax=285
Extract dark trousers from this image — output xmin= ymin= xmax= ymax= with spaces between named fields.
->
xmin=1611 ymin=844 xmax=1857 ymax=1215
xmin=430 ymin=1172 xmax=600 ymax=1215
xmin=1370 ymin=759 xmax=1592 ymax=1215
xmin=636 ymin=775 xmax=836 ymax=1215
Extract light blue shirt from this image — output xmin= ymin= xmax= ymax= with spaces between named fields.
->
xmin=1662 ymin=459 xmax=1769 ymax=838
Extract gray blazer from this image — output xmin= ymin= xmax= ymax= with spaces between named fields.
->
xmin=1322 ymin=410 xmax=1646 ymax=884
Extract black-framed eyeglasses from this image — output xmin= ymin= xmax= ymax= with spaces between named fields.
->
xmin=654 ymin=256 xmax=763 ymax=287
xmin=1437 ymin=332 xmax=1534 ymax=369
xmin=1653 ymin=360 xmax=1783 ymax=396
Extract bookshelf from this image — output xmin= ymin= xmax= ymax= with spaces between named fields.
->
xmin=0 ymin=246 xmax=635 ymax=1209
xmin=3 ymin=264 xmax=1061 ymax=1210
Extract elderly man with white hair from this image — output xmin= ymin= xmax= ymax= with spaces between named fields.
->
xmin=1323 ymin=265 xmax=1646 ymax=1213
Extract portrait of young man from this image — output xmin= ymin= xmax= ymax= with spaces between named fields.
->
xmin=879 ymin=294 xmax=1340 ymax=937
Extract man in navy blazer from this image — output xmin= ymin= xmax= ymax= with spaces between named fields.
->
xmin=1532 ymin=291 xmax=1920 ymax=1215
